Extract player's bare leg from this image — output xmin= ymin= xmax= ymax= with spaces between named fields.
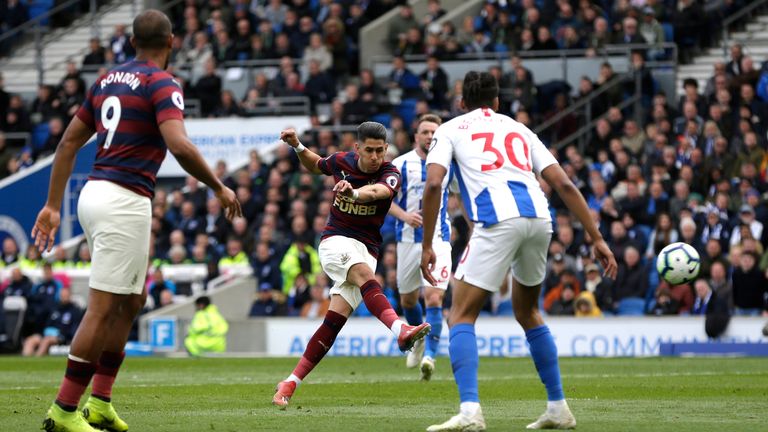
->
xmin=420 ymin=286 xmax=444 ymax=381
xmin=22 ymin=334 xmax=42 ymax=356
xmin=273 ymin=294 xmax=353 ymax=409
xmin=83 ymin=292 xmax=145 ymax=432
xmin=43 ymin=289 xmax=123 ymax=432
xmin=512 ymin=279 xmax=575 ymax=430
xmin=347 ymin=263 xmax=431 ymax=352
xmin=38 ymin=336 xmax=61 ymax=356
xmin=427 ymin=279 xmax=487 ymax=431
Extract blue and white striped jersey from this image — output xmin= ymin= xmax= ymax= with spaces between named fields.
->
xmin=427 ymin=108 xmax=557 ymax=227
xmin=392 ymin=149 xmax=454 ymax=243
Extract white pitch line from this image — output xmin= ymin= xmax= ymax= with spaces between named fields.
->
xmin=1 ymin=369 xmax=766 ymax=391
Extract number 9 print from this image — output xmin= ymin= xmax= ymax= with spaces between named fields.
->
xmin=101 ymin=96 xmax=121 ymax=149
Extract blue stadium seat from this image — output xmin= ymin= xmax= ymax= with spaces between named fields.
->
xmin=646 ymin=260 xmax=660 ymax=310
xmin=661 ymin=23 xmax=674 ymax=44
xmin=496 ymin=300 xmax=513 ymax=316
xmin=371 ymin=113 xmax=391 ymax=128
xmin=28 ymin=0 xmax=54 ymax=27
xmin=473 ymin=16 xmax=484 ymax=32
xmin=661 ymin=23 xmax=674 ymax=59
xmin=617 ymin=298 xmax=646 ymax=316
xmin=32 ymin=122 xmax=50 ymax=150
xmin=396 ymin=99 xmax=418 ymax=127
xmin=494 ymin=43 xmax=509 ymax=53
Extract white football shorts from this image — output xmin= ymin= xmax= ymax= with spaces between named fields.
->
xmin=77 ymin=180 xmax=151 ymax=295
xmin=396 ymin=241 xmax=451 ymax=293
xmin=455 ymin=217 xmax=552 ymax=291
xmin=318 ymin=235 xmax=377 ymax=310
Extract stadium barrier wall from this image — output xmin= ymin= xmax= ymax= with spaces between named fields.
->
xmin=157 ymin=116 xmax=312 ymax=177
xmin=0 ymin=142 xmax=96 ymax=249
xmin=264 ymin=317 xmax=767 ymax=358
xmin=141 ymin=315 xmax=767 ymax=357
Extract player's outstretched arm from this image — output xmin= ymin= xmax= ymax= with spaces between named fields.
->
xmin=333 ymin=181 xmax=392 ymax=203
xmin=388 ymin=203 xmax=423 ymax=228
xmin=281 ymin=128 xmax=322 ymax=174
xmin=160 ymin=119 xmax=242 ymax=220
xmin=420 ymin=163 xmax=448 ymax=285
xmin=32 ymin=116 xmax=94 ymax=252
xmin=541 ymin=163 xmax=618 ymax=279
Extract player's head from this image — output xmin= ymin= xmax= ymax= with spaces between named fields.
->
xmin=461 ymin=71 xmax=499 ymax=111
xmin=131 ymin=9 xmax=173 ymax=69
xmin=195 ymin=295 xmax=211 ymax=310
xmin=415 ymin=114 xmax=441 ymax=154
xmin=355 ymin=121 xmax=388 ymax=173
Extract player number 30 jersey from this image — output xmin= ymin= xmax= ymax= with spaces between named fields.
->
xmin=426 ymin=108 xmax=557 ymax=227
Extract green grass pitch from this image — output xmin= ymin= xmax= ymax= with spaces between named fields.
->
xmin=1 ymin=356 xmax=766 ymax=431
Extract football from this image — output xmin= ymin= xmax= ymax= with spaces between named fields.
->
xmin=656 ymin=242 xmax=701 ymax=285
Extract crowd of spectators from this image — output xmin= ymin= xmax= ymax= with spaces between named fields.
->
xmin=0 ymin=1 xmax=759 ymax=177
xmin=1 ymin=1 xmax=768 ymax=328
xmin=384 ymin=0 xmax=709 ymax=59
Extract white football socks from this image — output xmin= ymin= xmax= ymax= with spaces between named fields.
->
xmin=286 ymin=374 xmax=302 ymax=386
xmin=547 ymin=399 xmax=567 ymax=413
xmin=460 ymin=402 xmax=481 ymax=417
xmin=390 ymin=320 xmax=404 ymax=338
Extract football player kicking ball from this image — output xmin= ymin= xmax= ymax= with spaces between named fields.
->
xmin=389 ymin=114 xmax=454 ymax=380
xmin=272 ymin=123 xmax=431 ymax=408
xmin=421 ymin=72 xmax=618 ymax=431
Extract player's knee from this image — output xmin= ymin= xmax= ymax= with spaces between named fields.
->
xmin=400 ymin=297 xmax=415 ymax=308
xmin=124 ymin=294 xmax=146 ymax=317
xmin=425 ymin=291 xmax=443 ymax=307
xmin=513 ymin=305 xmax=539 ymax=326
xmin=349 ymin=263 xmax=375 ymax=286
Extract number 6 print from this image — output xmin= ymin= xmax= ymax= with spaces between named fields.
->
xmin=101 ymin=96 xmax=121 ymax=149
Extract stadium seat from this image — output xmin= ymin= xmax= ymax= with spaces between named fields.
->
xmin=494 ymin=43 xmax=508 ymax=53
xmin=3 ymin=296 xmax=27 ymax=351
xmin=28 ymin=0 xmax=54 ymax=27
xmin=661 ymin=23 xmax=674 ymax=46
xmin=496 ymin=300 xmax=513 ymax=316
xmin=32 ymin=122 xmax=50 ymax=151
xmin=617 ymin=298 xmax=646 ymax=316
xmin=371 ymin=113 xmax=391 ymax=128
xmin=473 ymin=16 xmax=484 ymax=32
xmin=396 ymin=99 xmax=418 ymax=127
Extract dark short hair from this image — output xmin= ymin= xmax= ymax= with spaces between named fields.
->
xmin=195 ymin=296 xmax=211 ymax=308
xmin=357 ymin=121 xmax=387 ymax=142
xmin=132 ymin=9 xmax=172 ymax=50
xmin=417 ymin=113 xmax=442 ymax=127
xmin=462 ymin=71 xmax=498 ymax=111
xmin=683 ymin=78 xmax=698 ymax=88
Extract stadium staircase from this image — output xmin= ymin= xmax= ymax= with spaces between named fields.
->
xmin=677 ymin=3 xmax=768 ymax=94
xmin=1 ymin=0 xmax=142 ymax=95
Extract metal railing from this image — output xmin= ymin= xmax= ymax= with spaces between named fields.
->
xmin=533 ymin=73 xmax=628 ymax=135
xmin=241 ymin=96 xmax=311 ymax=116
xmin=553 ymin=94 xmax=641 ymax=152
xmin=0 ymin=0 xmax=127 ymax=87
xmin=543 ymin=70 xmax=645 ymax=153
xmin=0 ymin=0 xmax=84 ymax=46
xmin=1 ymin=132 xmax=32 ymax=149
xmin=722 ymin=0 xmax=768 ymax=58
xmin=370 ymin=43 xmax=679 ymax=74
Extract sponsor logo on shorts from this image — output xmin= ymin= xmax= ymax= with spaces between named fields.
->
xmin=340 ymin=253 xmax=350 ymax=265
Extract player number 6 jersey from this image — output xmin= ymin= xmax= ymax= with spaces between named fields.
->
xmin=391 ymin=150 xmax=455 ymax=243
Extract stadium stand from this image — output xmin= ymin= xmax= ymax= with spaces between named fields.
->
xmin=2 ymin=0 xmax=768 ymax=356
